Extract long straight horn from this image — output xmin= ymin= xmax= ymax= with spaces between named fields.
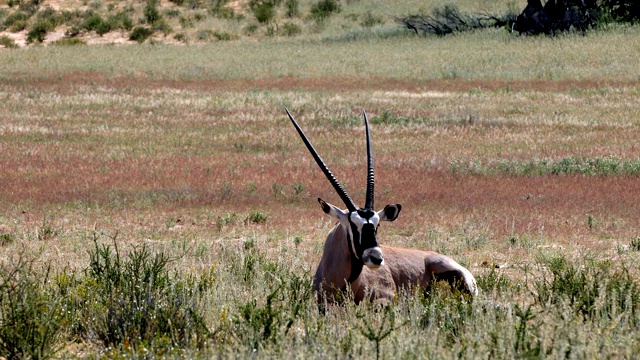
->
xmin=285 ymin=108 xmax=357 ymax=212
xmin=364 ymin=110 xmax=374 ymax=210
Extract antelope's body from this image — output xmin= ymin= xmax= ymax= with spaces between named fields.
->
xmin=286 ymin=109 xmax=477 ymax=304
xmin=313 ymin=222 xmax=477 ymax=304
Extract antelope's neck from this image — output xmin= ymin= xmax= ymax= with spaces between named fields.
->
xmin=334 ymin=223 xmax=363 ymax=286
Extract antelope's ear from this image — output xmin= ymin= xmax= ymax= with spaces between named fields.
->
xmin=379 ymin=204 xmax=401 ymax=222
xmin=318 ymin=198 xmax=349 ymax=222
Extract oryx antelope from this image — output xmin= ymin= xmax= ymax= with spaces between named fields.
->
xmin=286 ymin=109 xmax=478 ymax=304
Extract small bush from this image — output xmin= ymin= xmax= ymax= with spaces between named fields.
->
xmin=173 ymin=32 xmax=188 ymax=42
xmin=4 ymin=11 xmax=30 ymax=32
xmin=281 ymin=21 xmax=301 ymax=36
xmin=107 ymin=12 xmax=133 ymax=31
xmin=151 ymin=18 xmax=173 ymax=35
xmin=129 ymin=26 xmax=153 ymax=43
xmin=71 ymin=235 xmax=211 ymax=351
xmin=285 ymin=0 xmax=300 ymax=18
xmin=244 ymin=23 xmax=259 ymax=35
xmin=209 ymin=1 xmax=235 ymax=19
xmin=0 ymin=36 xmax=18 ymax=48
xmin=249 ymin=0 xmax=280 ymax=24
xmin=0 ymin=256 xmax=64 ymax=360
xmin=534 ymin=256 xmax=640 ymax=321
xmin=144 ymin=0 xmax=162 ymax=24
xmin=165 ymin=9 xmax=181 ymax=18
xmin=214 ymin=31 xmax=237 ymax=40
xmin=179 ymin=16 xmax=194 ymax=28
xmin=247 ymin=211 xmax=268 ymax=224
xmin=82 ymin=14 xmax=104 ymax=32
xmin=36 ymin=6 xmax=62 ymax=27
xmin=64 ymin=25 xmax=82 ymax=37
xmin=27 ymin=20 xmax=53 ymax=43
xmin=310 ymin=0 xmax=341 ymax=22
xmin=196 ymin=29 xmax=214 ymax=40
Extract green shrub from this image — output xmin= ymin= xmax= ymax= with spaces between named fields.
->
xmin=4 ymin=11 xmax=30 ymax=32
xmin=173 ymin=32 xmax=188 ymax=42
xmin=64 ymin=25 xmax=82 ymax=37
xmin=233 ymin=268 xmax=312 ymax=349
xmin=285 ymin=0 xmax=299 ymax=18
xmin=151 ymin=18 xmax=173 ymax=35
xmin=534 ymin=256 xmax=640 ymax=321
xmin=144 ymin=0 xmax=162 ymax=24
xmin=107 ymin=12 xmax=133 ymax=31
xmin=88 ymin=0 xmax=103 ymax=10
xmin=165 ymin=8 xmax=181 ymax=18
xmin=209 ymin=0 xmax=235 ymax=19
xmin=0 ymin=256 xmax=64 ymax=360
xmin=35 ymin=6 xmax=61 ymax=27
xmin=71 ymin=235 xmax=211 ymax=351
xmin=244 ymin=22 xmax=259 ymax=35
xmin=179 ymin=16 xmax=194 ymax=28
xmin=129 ymin=26 xmax=153 ymax=43
xmin=281 ymin=21 xmax=301 ymax=36
xmin=17 ymin=0 xmax=38 ymax=16
xmin=310 ymin=0 xmax=341 ymax=22
xmin=82 ymin=14 xmax=104 ymax=32
xmin=196 ymin=29 xmax=214 ymax=40
xmin=27 ymin=20 xmax=53 ymax=43
xmin=0 ymin=36 xmax=17 ymax=48
xmin=247 ymin=211 xmax=268 ymax=224
xmin=214 ymin=31 xmax=236 ymax=40
xmin=249 ymin=0 xmax=280 ymax=24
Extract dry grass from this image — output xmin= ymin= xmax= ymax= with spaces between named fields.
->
xmin=2 ymin=75 xmax=639 ymax=274
xmin=1 ymin=18 xmax=640 ymax=357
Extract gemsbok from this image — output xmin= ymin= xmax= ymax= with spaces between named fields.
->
xmin=285 ymin=108 xmax=478 ymax=304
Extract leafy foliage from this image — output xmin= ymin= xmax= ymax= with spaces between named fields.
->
xmin=67 ymin=233 xmax=211 ymax=352
xmin=0 ymin=256 xmax=63 ymax=360
xmin=310 ymin=0 xmax=341 ymax=22
xmin=129 ymin=26 xmax=153 ymax=43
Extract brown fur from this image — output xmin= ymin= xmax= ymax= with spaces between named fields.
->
xmin=313 ymin=223 xmax=477 ymax=304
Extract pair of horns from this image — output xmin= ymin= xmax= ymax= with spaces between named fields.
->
xmin=286 ymin=108 xmax=375 ymax=212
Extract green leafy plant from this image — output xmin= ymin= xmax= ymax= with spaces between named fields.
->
xmin=144 ymin=0 xmax=162 ymax=24
xmin=249 ymin=0 xmax=281 ymax=24
xmin=0 ymin=232 xmax=15 ymax=245
xmin=310 ymin=0 xmax=341 ymax=22
xmin=0 ymin=255 xmax=64 ymax=360
xmin=247 ymin=211 xmax=268 ymax=224
xmin=129 ymin=26 xmax=153 ymax=43
xmin=73 ymin=232 xmax=210 ymax=351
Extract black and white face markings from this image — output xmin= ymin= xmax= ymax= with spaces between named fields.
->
xmin=348 ymin=209 xmax=384 ymax=267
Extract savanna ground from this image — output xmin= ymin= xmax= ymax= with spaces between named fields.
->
xmin=2 ymin=0 xmax=640 ymax=358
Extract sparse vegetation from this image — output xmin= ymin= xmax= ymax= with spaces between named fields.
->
xmin=1 ymin=0 xmax=640 ymax=357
